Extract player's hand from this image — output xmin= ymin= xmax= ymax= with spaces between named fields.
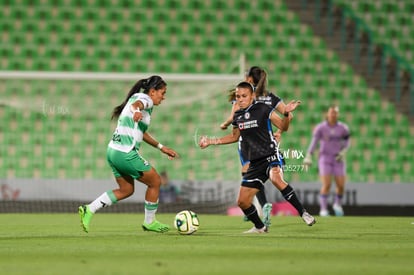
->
xmin=220 ymin=123 xmax=228 ymax=130
xmin=284 ymin=100 xmax=301 ymax=113
xmin=303 ymin=154 xmax=312 ymax=166
xmin=161 ymin=147 xmax=179 ymax=160
xmin=198 ymin=136 xmax=210 ymax=149
xmin=132 ymin=111 xmax=143 ymax=122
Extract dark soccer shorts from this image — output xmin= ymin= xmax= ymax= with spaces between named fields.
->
xmin=241 ymin=152 xmax=285 ymax=189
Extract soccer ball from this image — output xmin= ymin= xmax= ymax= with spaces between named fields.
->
xmin=174 ymin=210 xmax=200 ymax=235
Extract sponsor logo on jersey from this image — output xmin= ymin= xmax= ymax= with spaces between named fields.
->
xmin=238 ymin=120 xmax=258 ymax=130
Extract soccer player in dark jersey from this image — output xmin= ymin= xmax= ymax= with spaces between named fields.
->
xmin=220 ymin=66 xmax=288 ymax=227
xmin=201 ymin=82 xmax=316 ymax=233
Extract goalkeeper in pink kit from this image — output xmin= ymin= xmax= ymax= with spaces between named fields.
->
xmin=303 ymin=105 xmax=350 ymax=216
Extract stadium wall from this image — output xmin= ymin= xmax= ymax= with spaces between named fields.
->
xmin=1 ymin=179 xmax=413 ymax=216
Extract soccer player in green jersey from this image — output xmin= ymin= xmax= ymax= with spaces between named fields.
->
xmin=79 ymin=75 xmax=179 ymax=233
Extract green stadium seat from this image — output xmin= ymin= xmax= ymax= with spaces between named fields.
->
xmin=0 ymin=47 xmax=12 ymax=60
xmin=0 ymin=0 xmax=411 ymax=182
xmin=358 ymin=1 xmax=375 ymax=12
xmin=80 ymin=61 xmax=99 ymax=71
xmin=212 ymin=22 xmax=230 ymax=36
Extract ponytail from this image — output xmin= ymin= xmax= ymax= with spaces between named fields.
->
xmin=254 ymin=70 xmax=267 ymax=97
xmin=246 ymin=66 xmax=268 ymax=97
xmin=111 ymin=79 xmax=144 ymax=120
xmin=111 ymin=75 xmax=166 ymax=120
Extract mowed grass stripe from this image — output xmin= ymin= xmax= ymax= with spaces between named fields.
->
xmin=0 ymin=214 xmax=413 ymax=275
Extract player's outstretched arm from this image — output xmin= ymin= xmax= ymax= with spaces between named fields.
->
xmin=199 ymin=127 xmax=240 ymax=149
xmin=271 ymin=100 xmax=301 ymax=131
xmin=143 ymin=132 xmax=179 ymax=160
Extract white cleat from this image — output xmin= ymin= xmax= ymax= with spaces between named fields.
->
xmin=243 ymin=226 xmax=268 ymax=234
xmin=333 ymin=204 xmax=344 ymax=216
xmin=302 ymin=211 xmax=316 ymax=226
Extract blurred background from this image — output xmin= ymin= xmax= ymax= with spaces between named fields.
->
xmin=0 ymin=0 xmax=413 ymax=214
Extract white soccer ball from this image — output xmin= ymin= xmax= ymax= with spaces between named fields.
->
xmin=174 ymin=210 xmax=200 ymax=235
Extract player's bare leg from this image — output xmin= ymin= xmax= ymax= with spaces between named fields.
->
xmin=139 ymin=168 xmax=169 ymax=232
xmin=238 ymin=187 xmax=267 ymax=233
xmin=319 ymin=175 xmax=332 ymax=216
xmin=270 ymin=167 xmax=315 ymax=226
xmin=333 ymin=175 xmax=346 ymax=216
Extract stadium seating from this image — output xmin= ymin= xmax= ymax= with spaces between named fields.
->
xmin=0 ymin=0 xmax=412 ymax=183
xmin=333 ymin=0 xmax=414 ymax=64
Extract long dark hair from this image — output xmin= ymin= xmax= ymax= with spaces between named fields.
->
xmin=111 ymin=75 xmax=166 ymax=120
xmin=226 ymin=88 xmax=236 ymax=102
xmin=246 ymin=66 xmax=267 ymax=97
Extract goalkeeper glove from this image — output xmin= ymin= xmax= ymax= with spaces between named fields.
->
xmin=303 ymin=154 xmax=312 ymax=166
xmin=335 ymin=149 xmax=347 ymax=162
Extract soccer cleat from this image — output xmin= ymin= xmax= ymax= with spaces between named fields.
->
xmin=333 ymin=204 xmax=344 ymax=216
xmin=301 ymin=211 xmax=316 ymax=226
xmin=243 ymin=226 xmax=268 ymax=234
xmin=262 ymin=203 xmax=273 ymax=227
xmin=319 ymin=209 xmax=330 ymax=217
xmin=142 ymin=220 xmax=170 ymax=233
xmin=78 ymin=205 xmax=93 ymax=233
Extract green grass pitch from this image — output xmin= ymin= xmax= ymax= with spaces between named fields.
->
xmin=0 ymin=214 xmax=413 ymax=275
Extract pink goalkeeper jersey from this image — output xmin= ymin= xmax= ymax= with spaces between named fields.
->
xmin=307 ymin=121 xmax=350 ymax=162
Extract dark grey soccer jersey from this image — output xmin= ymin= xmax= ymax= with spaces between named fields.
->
xmin=232 ymin=101 xmax=278 ymax=161
xmin=256 ymin=92 xmax=282 ymax=109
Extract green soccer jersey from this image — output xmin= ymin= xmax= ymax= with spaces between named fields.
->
xmin=108 ymin=93 xmax=153 ymax=153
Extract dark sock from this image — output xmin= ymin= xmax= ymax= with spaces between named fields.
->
xmin=242 ymin=205 xmax=265 ymax=229
xmin=256 ymin=187 xmax=268 ymax=207
xmin=281 ymin=185 xmax=306 ymax=215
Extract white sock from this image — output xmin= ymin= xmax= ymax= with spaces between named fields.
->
xmin=88 ymin=191 xmax=117 ymax=213
xmin=144 ymin=200 xmax=158 ymax=224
